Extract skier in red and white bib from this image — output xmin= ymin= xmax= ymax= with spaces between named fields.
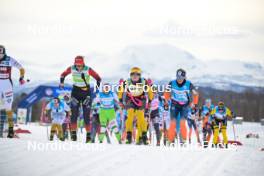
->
xmin=0 ymin=45 xmax=25 ymax=138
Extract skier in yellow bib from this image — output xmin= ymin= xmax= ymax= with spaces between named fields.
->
xmin=118 ymin=67 xmax=153 ymax=144
xmin=210 ymin=101 xmax=233 ymax=148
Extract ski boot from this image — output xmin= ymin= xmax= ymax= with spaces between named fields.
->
xmin=142 ymin=132 xmax=148 ymax=145
xmin=212 ymin=143 xmax=217 ymax=148
xmin=163 ymin=138 xmax=167 ymax=146
xmin=7 ymin=127 xmax=14 ymax=138
xmin=50 ymin=134 xmax=54 ymax=141
xmin=60 ymin=136 xmax=65 ymax=141
xmin=136 ymin=137 xmax=143 ymax=145
xmin=156 ymin=140 xmax=161 ymax=146
xmin=64 ymin=131 xmax=69 ymax=140
xmin=126 ymin=131 xmax=132 ymax=144
xmin=0 ymin=123 xmax=4 ymax=138
xmin=86 ymin=132 xmax=91 ymax=143
xmin=71 ymin=131 xmax=77 ymax=141
xmin=203 ymin=141 xmax=209 ymax=148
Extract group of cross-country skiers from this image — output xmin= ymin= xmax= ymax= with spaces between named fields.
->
xmin=0 ymin=45 xmax=234 ymax=148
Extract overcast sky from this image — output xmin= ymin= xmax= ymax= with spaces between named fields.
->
xmin=1 ymin=0 xmax=264 ymax=81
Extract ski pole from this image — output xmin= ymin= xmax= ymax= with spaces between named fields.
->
xmin=47 ymin=124 xmax=50 ymax=140
xmin=232 ymin=119 xmax=236 ymax=141
xmin=81 ymin=73 xmax=89 ymax=89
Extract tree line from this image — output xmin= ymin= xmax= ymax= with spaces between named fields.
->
xmin=12 ymin=86 xmax=264 ymax=122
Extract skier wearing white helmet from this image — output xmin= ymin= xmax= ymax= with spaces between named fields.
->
xmin=0 ymin=45 xmax=26 ymax=138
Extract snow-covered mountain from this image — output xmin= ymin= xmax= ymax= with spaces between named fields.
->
xmin=13 ymin=44 xmax=264 ymax=92
xmin=87 ymin=44 xmax=264 ymax=89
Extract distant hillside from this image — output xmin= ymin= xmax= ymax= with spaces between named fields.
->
xmin=198 ymin=86 xmax=264 ymax=122
xmin=13 ymin=81 xmax=264 ymax=122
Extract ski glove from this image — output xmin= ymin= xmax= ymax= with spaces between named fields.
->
xmin=145 ymin=109 xmax=150 ymax=118
xmin=19 ymin=76 xmax=25 ymax=85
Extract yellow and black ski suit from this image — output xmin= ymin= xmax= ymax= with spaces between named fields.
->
xmin=210 ymin=106 xmax=232 ymax=145
xmin=118 ymin=78 xmax=153 ymax=143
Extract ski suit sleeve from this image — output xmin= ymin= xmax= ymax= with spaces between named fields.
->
xmin=60 ymin=66 xmax=72 ymax=84
xmin=209 ymin=108 xmax=216 ymax=124
xmin=226 ymin=108 xmax=232 ymax=119
xmin=164 ymin=81 xmax=172 ymax=100
xmin=10 ymin=57 xmax=25 ymax=78
xmin=88 ymin=67 xmax=101 ymax=88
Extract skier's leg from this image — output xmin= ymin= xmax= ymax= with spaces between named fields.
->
xmin=164 ymin=114 xmax=170 ymax=145
xmin=96 ymin=117 xmax=101 ymax=142
xmin=202 ymin=117 xmax=207 ymax=145
xmin=0 ymin=110 xmax=5 ymax=138
xmin=6 ymin=110 xmax=14 ymax=138
xmin=50 ymin=124 xmax=56 ymax=141
xmin=58 ymin=124 xmax=64 ymax=141
xmin=213 ymin=121 xmax=220 ymax=146
xmin=105 ymin=131 xmax=111 ymax=144
xmin=136 ymin=110 xmax=148 ymax=145
xmin=126 ymin=109 xmax=135 ymax=144
xmin=4 ymin=83 xmax=14 ymax=138
xmin=62 ymin=123 xmax=67 ymax=140
xmin=222 ymin=126 xmax=228 ymax=147
xmin=187 ymin=119 xmax=192 ymax=144
xmin=136 ymin=124 xmax=142 ymax=144
xmin=0 ymin=80 xmax=12 ymax=138
xmin=108 ymin=109 xmax=121 ymax=143
xmin=98 ymin=109 xmax=108 ymax=143
xmin=91 ymin=114 xmax=98 ymax=143
xmin=206 ymin=124 xmax=213 ymax=143
xmin=193 ymin=120 xmax=201 ymax=144
xmin=207 ymin=127 xmax=212 ymax=142
xmin=70 ymin=97 xmax=80 ymax=141
xmin=154 ymin=122 xmax=161 ymax=146
xmin=175 ymin=114 xmax=181 ymax=136
xmin=170 ymin=106 xmax=179 ymax=143
xmin=221 ymin=120 xmax=228 ymax=147
xmin=121 ymin=112 xmax=126 ymax=141
xmin=203 ymin=128 xmax=208 ymax=147
xmin=83 ymin=95 xmax=92 ymax=143
xmin=179 ymin=107 xmax=188 ymax=144
xmin=153 ymin=112 xmax=161 ymax=146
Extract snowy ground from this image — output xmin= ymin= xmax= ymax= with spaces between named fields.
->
xmin=0 ymin=122 xmax=264 ymax=176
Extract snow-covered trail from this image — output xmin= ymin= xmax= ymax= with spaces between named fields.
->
xmin=0 ymin=123 xmax=264 ymax=176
